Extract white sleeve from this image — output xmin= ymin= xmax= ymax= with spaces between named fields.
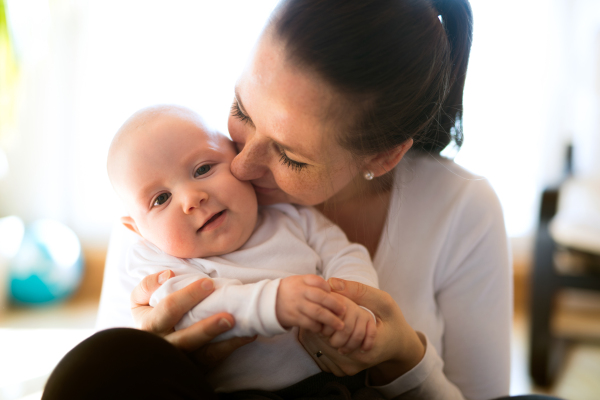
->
xmin=127 ymin=241 xmax=287 ymax=342
xmin=95 ymin=222 xmax=139 ymax=330
xmin=433 ymin=180 xmax=511 ymax=400
xmin=367 ymin=333 xmax=464 ymax=399
xmin=371 ymin=179 xmax=512 ymax=400
xmin=296 ymin=206 xmax=379 ymax=289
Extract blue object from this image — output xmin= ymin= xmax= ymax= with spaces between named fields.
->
xmin=8 ymin=219 xmax=84 ymax=304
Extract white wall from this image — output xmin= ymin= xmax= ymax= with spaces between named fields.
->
xmin=0 ymin=0 xmax=279 ymax=247
xmin=1 ymin=0 xmax=597 ymax=249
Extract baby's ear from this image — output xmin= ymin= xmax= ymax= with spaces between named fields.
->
xmin=120 ymin=216 xmax=141 ymax=236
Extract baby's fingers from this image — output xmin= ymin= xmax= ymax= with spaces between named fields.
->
xmin=361 ymin=318 xmax=377 ymax=352
xmin=328 ymin=315 xmax=354 ymax=349
xmin=339 ymin=322 xmax=366 ymax=354
xmin=320 ymin=324 xmax=336 ymax=337
xmin=301 ymin=302 xmax=344 ymax=331
xmin=294 ymin=313 xmax=324 ymax=333
xmin=305 ymin=287 xmax=346 ymax=317
xmin=302 ymin=274 xmax=330 ymax=293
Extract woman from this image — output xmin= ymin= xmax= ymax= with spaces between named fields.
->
xmin=44 ymin=0 xmax=511 ymax=399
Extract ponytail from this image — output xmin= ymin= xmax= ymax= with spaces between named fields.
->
xmin=423 ymin=0 xmax=473 ymax=152
xmin=272 ymin=0 xmax=474 ymax=159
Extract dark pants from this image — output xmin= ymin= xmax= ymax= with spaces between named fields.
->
xmin=42 ymin=328 xmax=217 ymax=400
xmin=42 ymin=328 xmax=380 ymax=400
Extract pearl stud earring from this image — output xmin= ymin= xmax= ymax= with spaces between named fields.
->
xmin=364 ymin=171 xmax=374 ymax=181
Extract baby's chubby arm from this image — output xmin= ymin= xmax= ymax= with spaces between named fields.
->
xmin=127 ymin=240 xmax=346 ymax=341
xmin=159 ymin=274 xmax=347 ymax=340
xmin=292 ymin=205 xmax=380 ymax=353
xmin=127 ymin=240 xmax=281 ymax=341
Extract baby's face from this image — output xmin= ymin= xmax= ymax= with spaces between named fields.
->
xmin=114 ymin=112 xmax=258 ymax=258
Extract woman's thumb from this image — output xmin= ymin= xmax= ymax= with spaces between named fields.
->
xmin=328 ymin=278 xmax=390 ymax=315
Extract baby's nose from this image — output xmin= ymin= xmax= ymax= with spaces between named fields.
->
xmin=183 ymin=190 xmax=208 ymax=214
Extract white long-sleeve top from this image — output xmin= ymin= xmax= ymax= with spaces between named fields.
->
xmin=97 ymin=154 xmax=512 ymax=399
xmin=125 ymin=203 xmax=379 ymax=391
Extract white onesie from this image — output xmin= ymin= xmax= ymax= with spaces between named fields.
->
xmin=126 ymin=203 xmax=379 ymax=393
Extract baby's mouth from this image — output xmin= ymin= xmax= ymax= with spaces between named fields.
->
xmin=198 ymin=211 xmax=225 ymax=232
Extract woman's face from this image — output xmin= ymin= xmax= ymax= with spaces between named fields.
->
xmin=228 ymin=32 xmax=362 ymax=206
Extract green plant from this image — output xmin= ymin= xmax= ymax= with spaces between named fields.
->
xmin=0 ymin=0 xmax=19 ymax=143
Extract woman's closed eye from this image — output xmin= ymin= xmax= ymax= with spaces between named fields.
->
xmin=153 ymin=192 xmax=171 ymax=207
xmin=231 ymin=97 xmax=307 ymax=172
xmin=278 ymin=148 xmax=307 ymax=172
xmin=231 ymin=100 xmax=252 ymax=125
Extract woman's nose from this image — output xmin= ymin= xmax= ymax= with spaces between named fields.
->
xmin=230 ymin=134 xmax=269 ymax=181
xmin=182 ymin=189 xmax=208 ymax=214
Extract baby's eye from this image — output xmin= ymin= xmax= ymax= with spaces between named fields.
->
xmin=194 ymin=165 xmax=211 ymax=177
xmin=153 ymin=193 xmax=171 ymax=207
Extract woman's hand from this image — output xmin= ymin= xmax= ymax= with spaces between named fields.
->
xmin=130 ymin=270 xmax=256 ymax=371
xmin=298 ymin=278 xmax=425 ymax=385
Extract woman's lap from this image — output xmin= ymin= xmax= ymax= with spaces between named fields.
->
xmin=42 ymin=328 xmax=216 ymax=400
xmin=41 ymin=328 xmax=382 ymax=400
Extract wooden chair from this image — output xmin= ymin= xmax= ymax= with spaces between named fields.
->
xmin=529 ymin=175 xmax=600 ymax=386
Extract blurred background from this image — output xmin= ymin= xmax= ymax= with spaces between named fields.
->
xmin=1 ymin=0 xmax=599 ymax=399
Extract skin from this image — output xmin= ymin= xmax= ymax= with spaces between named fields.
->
xmin=132 ymin=30 xmax=423 ymax=385
xmin=112 ymin=106 xmax=375 ymax=359
xmin=108 ymin=106 xmax=258 ymax=259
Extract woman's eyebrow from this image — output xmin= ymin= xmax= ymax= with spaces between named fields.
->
xmin=234 ymin=89 xmax=318 ymax=164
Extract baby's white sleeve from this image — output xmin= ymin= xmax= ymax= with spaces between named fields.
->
xmin=296 ymin=206 xmax=379 ymax=289
xmin=127 ymin=241 xmax=287 ymax=341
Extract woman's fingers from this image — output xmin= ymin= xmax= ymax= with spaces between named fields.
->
xmin=134 ymin=278 xmax=216 ymax=335
xmin=153 ymin=278 xmax=215 ymax=332
xmin=328 ymin=278 xmax=394 ymax=318
xmin=130 ymin=269 xmax=174 ymax=308
xmin=166 ymin=312 xmax=234 ymax=351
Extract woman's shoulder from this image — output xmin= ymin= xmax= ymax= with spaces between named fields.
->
xmin=395 ymin=153 xmax=501 ymax=214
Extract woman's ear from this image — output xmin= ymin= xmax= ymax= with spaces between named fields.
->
xmin=120 ymin=216 xmax=141 ymax=236
xmin=364 ymin=139 xmax=413 ymax=178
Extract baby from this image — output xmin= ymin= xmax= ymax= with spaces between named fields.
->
xmin=107 ymin=105 xmax=379 ymax=393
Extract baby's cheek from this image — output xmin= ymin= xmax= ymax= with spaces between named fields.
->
xmin=148 ymin=222 xmax=194 ymax=258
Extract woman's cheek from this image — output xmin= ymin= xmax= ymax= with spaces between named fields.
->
xmin=276 ymin=170 xmax=331 ymax=204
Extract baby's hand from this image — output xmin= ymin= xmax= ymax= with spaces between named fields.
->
xmin=276 ymin=275 xmax=346 ymax=333
xmin=327 ymin=293 xmax=377 ymax=354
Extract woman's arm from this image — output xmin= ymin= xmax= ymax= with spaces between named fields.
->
xmin=299 ymin=280 xmax=425 ymax=380
xmin=299 ymin=280 xmax=467 ymax=400
xmin=300 ymin=178 xmax=512 ymax=399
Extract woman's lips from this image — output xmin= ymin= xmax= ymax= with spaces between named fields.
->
xmin=198 ymin=210 xmax=226 ymax=232
xmin=252 ymin=183 xmax=277 ymax=194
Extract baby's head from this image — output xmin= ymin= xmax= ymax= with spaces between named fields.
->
xmin=108 ymin=105 xmax=258 ymax=258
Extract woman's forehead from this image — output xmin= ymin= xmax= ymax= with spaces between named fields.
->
xmin=237 ymin=34 xmax=346 ymax=164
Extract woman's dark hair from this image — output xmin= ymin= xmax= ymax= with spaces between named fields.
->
xmin=271 ymin=0 xmax=473 ymax=156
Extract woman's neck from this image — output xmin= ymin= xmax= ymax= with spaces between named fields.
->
xmin=315 ymin=188 xmax=392 ymax=257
